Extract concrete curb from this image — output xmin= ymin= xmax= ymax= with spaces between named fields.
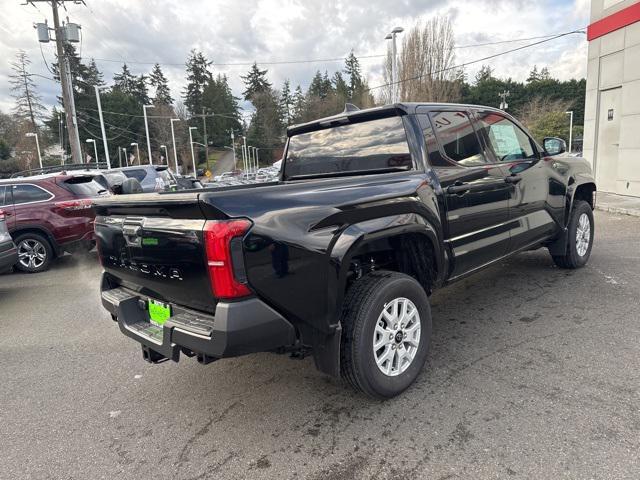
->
xmin=596 ymin=205 xmax=640 ymax=217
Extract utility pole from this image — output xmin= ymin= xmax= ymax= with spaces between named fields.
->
xmin=45 ymin=0 xmax=83 ymax=164
xmin=95 ymin=86 xmax=110 ymax=169
xmin=498 ymin=90 xmax=510 ymax=110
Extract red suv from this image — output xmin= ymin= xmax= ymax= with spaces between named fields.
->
xmin=0 ymin=173 xmax=108 ymax=273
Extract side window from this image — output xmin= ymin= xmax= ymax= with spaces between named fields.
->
xmin=11 ymin=185 xmax=52 ymax=205
xmin=429 ymin=111 xmax=486 ymax=166
xmin=416 ymin=114 xmax=454 ymax=167
xmin=123 ymin=169 xmax=147 ymax=182
xmin=0 ymin=186 xmax=6 ymax=206
xmin=476 ymin=112 xmax=536 ymax=162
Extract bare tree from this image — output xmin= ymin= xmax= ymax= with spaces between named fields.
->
xmin=517 ymin=96 xmax=573 ymax=143
xmin=382 ymin=17 xmax=462 ymax=103
xmin=9 ymin=51 xmax=46 ymax=131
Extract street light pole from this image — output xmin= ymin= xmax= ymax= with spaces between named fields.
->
xmin=143 ymin=104 xmax=154 ymax=164
xmin=123 ymin=147 xmax=128 ymax=166
xmin=25 ymin=132 xmax=42 ymax=169
xmin=86 ymin=139 xmax=98 ymax=165
xmin=565 ymin=111 xmax=574 ymax=153
xmin=189 ymin=126 xmax=197 ymax=177
xmin=170 ymin=118 xmax=180 ymax=174
xmin=385 ymin=26 xmax=404 ymax=103
xmin=242 ymin=136 xmax=248 ymax=173
xmin=118 ymin=146 xmax=122 ymax=168
xmin=94 ymin=86 xmax=111 ymax=169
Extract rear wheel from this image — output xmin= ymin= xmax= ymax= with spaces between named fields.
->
xmin=14 ymin=233 xmax=53 ymax=273
xmin=551 ymin=200 xmax=594 ymax=269
xmin=340 ymin=271 xmax=432 ymax=399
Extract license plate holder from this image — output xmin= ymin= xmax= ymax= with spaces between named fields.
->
xmin=148 ymin=299 xmax=171 ymax=327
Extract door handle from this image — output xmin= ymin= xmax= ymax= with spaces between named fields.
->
xmin=504 ymin=175 xmax=522 ymax=184
xmin=447 ymin=183 xmax=470 ymax=195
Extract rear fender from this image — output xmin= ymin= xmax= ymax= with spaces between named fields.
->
xmin=314 ymin=214 xmax=443 ymax=377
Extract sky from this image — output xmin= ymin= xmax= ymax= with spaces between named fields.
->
xmin=1 ymin=0 xmax=590 ymax=117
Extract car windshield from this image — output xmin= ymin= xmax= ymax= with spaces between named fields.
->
xmin=284 ymin=116 xmax=412 ymax=179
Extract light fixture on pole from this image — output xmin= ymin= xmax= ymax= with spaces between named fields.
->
xmin=565 ymin=111 xmax=574 ymax=154
xmin=160 ymin=145 xmax=168 ymax=164
xmin=384 ymin=27 xmax=404 ymax=103
xmin=170 ymin=118 xmax=180 ymax=174
xmin=25 ymin=132 xmax=42 ymax=169
xmin=143 ymin=104 xmax=154 ymax=164
xmin=189 ymin=127 xmax=198 ymax=177
xmin=85 ymin=139 xmax=98 ymax=165
xmin=385 ymin=26 xmax=404 ymax=104
xmin=130 ymin=142 xmax=140 ymax=164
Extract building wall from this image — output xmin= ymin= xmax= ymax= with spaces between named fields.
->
xmin=584 ymin=0 xmax=640 ymax=197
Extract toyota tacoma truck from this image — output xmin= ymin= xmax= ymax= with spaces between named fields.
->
xmin=95 ymin=103 xmax=596 ymax=399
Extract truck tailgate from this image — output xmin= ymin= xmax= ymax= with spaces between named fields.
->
xmin=94 ymin=192 xmax=220 ymax=313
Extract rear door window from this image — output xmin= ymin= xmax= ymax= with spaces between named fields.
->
xmin=284 ymin=116 xmax=412 ymax=178
xmin=122 ymin=169 xmax=147 ymax=182
xmin=63 ymin=177 xmax=108 ymax=197
xmin=429 ymin=111 xmax=486 ymax=167
xmin=11 ymin=184 xmax=53 ymax=204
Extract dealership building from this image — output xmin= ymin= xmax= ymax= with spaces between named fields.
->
xmin=584 ymin=0 xmax=640 ymax=198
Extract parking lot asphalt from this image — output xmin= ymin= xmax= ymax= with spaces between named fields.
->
xmin=1 ymin=210 xmax=639 ymax=480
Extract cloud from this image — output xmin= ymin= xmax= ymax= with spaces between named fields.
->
xmin=1 ymin=0 xmax=589 ymax=115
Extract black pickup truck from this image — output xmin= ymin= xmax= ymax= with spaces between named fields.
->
xmin=95 ymin=103 xmax=596 ymax=398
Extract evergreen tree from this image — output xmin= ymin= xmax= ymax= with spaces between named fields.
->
xmin=9 ymin=50 xmax=45 ymax=130
xmin=332 ymin=71 xmax=349 ymax=102
xmin=344 ymin=50 xmax=363 ymax=100
xmin=202 ymin=74 xmax=242 ymax=147
xmin=241 ymin=63 xmax=272 ymax=101
xmin=278 ymin=79 xmax=294 ymax=126
xmin=474 ymin=65 xmax=494 ymax=84
xmin=149 ymin=63 xmax=173 ymax=105
xmin=183 ymin=50 xmax=213 ymax=116
xmin=113 ymin=64 xmax=137 ymax=94
xmin=292 ymin=85 xmax=305 ymax=123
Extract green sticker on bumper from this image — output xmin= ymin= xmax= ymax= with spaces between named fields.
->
xmin=149 ymin=300 xmax=171 ymax=326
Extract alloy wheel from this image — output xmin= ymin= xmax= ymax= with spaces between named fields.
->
xmin=18 ymin=239 xmax=47 ymax=270
xmin=576 ymin=213 xmax=591 ymax=257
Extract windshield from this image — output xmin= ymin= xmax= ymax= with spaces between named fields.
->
xmin=284 ymin=116 xmax=412 ymax=179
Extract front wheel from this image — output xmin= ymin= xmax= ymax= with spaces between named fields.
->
xmin=551 ymin=200 xmax=594 ymax=269
xmin=340 ymin=271 xmax=432 ymax=399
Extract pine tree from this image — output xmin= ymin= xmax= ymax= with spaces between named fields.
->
xmin=183 ymin=50 xmax=213 ymax=116
xmin=241 ymin=63 xmax=272 ymax=101
xmin=278 ymin=79 xmax=294 ymax=126
xmin=475 ymin=65 xmax=494 ymax=84
xmin=149 ymin=63 xmax=173 ymax=106
xmin=9 ymin=50 xmax=45 ymax=130
xmin=344 ymin=50 xmax=363 ymax=100
xmin=332 ymin=71 xmax=349 ymax=102
xmin=292 ymin=85 xmax=305 ymax=123
xmin=113 ymin=64 xmax=137 ymax=94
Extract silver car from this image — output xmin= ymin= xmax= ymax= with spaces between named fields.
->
xmin=111 ymin=165 xmax=179 ymax=193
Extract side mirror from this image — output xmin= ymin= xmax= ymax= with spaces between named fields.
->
xmin=543 ymin=137 xmax=566 ymax=156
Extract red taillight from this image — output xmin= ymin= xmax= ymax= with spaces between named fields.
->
xmin=55 ymin=199 xmax=93 ymax=211
xmin=203 ymin=219 xmax=252 ymax=299
xmin=0 ymin=209 xmax=5 ymax=220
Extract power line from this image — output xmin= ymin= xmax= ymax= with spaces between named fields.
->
xmin=454 ymin=31 xmax=585 ymax=49
xmin=367 ymin=29 xmax=586 ymax=92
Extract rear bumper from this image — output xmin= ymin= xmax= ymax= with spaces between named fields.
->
xmin=0 ymin=242 xmax=18 ymax=272
xmin=100 ymin=274 xmax=296 ymax=363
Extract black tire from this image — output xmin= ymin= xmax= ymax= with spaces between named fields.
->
xmin=551 ymin=200 xmax=594 ymax=269
xmin=14 ymin=232 xmax=53 ymax=273
xmin=340 ymin=271 xmax=432 ymax=399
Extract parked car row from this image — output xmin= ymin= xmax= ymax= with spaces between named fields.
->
xmin=0 ymin=163 xmax=199 ymax=274
xmin=208 ymin=163 xmax=281 ymax=187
